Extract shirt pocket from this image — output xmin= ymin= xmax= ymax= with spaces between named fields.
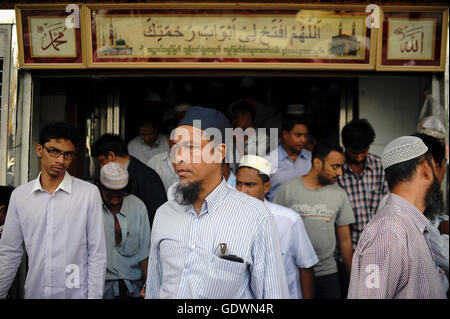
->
xmin=119 ymin=233 xmax=139 ymax=257
xmin=201 ymin=254 xmax=247 ymax=299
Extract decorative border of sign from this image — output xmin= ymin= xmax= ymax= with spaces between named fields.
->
xmin=376 ymin=6 xmax=448 ymax=71
xmin=85 ymin=3 xmax=377 ymax=70
xmin=16 ymin=4 xmax=87 ymax=69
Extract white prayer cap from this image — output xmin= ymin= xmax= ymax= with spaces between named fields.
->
xmin=100 ymin=162 xmax=129 ymax=190
xmin=286 ymin=104 xmax=306 ymax=115
xmin=381 ymin=136 xmax=428 ymax=169
xmin=238 ymin=155 xmax=271 ymax=177
xmin=175 ymin=102 xmax=191 ymax=113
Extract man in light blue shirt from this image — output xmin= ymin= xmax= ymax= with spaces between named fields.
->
xmin=0 ymin=122 xmax=106 ymax=299
xmin=145 ymin=106 xmax=289 ymax=299
xmin=98 ymin=162 xmax=150 ymax=299
xmin=266 ymin=115 xmax=311 ymax=201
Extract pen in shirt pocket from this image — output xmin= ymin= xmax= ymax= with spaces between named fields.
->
xmin=214 ymin=242 xmax=244 ymax=263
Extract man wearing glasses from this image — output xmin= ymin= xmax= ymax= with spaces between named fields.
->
xmin=145 ymin=106 xmax=289 ymax=299
xmin=0 ymin=122 xmax=107 ymax=299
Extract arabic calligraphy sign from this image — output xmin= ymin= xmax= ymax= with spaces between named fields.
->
xmin=377 ymin=8 xmax=448 ymax=71
xmin=89 ymin=7 xmax=374 ymax=69
xmin=16 ymin=6 xmax=85 ymax=68
xmin=29 ymin=17 xmax=76 ymax=57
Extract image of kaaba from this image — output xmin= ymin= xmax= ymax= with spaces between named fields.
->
xmin=328 ymin=21 xmax=361 ymax=57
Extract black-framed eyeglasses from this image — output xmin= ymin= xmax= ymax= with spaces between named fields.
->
xmin=44 ymin=146 xmax=76 ymax=160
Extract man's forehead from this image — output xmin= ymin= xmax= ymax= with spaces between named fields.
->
xmin=174 ymin=125 xmax=209 ymax=141
xmin=326 ymin=151 xmax=344 ymax=162
xmin=237 ymin=166 xmax=261 ymax=178
xmin=45 ymin=138 xmax=75 ymax=150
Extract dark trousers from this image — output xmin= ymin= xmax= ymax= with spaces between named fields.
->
xmin=314 ymin=272 xmax=342 ymax=299
xmin=113 ymin=280 xmax=143 ymax=300
xmin=337 ymin=260 xmax=350 ymax=299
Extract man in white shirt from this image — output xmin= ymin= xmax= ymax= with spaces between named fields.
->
xmin=127 ymin=116 xmax=169 ymax=165
xmin=0 ymin=122 xmax=107 ymax=299
xmin=236 ymin=154 xmax=318 ymax=299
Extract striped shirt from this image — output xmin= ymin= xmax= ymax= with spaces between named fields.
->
xmin=348 ymin=193 xmax=447 ymax=299
xmin=0 ymin=172 xmax=106 ymax=299
xmin=337 ymin=153 xmax=389 ymax=249
xmin=145 ymin=178 xmax=289 ymax=299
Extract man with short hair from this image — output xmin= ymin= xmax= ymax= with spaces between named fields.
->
xmin=274 ymin=141 xmax=355 ymax=299
xmin=127 ymin=115 xmax=169 ymax=165
xmin=0 ymin=122 xmax=107 ymax=299
xmin=266 ymin=115 xmax=312 ymax=201
xmin=145 ymin=106 xmax=289 ymax=299
xmin=98 ymin=162 xmax=150 ymax=299
xmin=236 ymin=155 xmax=318 ymax=299
xmin=338 ymin=119 xmax=389 ymax=249
xmin=348 ymin=136 xmax=447 ymax=299
xmin=91 ymin=134 xmax=167 ymax=227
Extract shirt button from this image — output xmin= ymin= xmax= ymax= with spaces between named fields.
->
xmin=191 ymin=244 xmax=195 ymax=250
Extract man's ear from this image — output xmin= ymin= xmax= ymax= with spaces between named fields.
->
xmin=263 ymin=181 xmax=271 ymax=196
xmin=421 ymin=159 xmax=435 ymax=182
xmin=313 ymin=158 xmax=322 ymax=170
xmin=0 ymin=205 xmax=5 ymax=215
xmin=216 ymin=143 xmax=226 ymax=163
xmin=36 ymin=144 xmax=43 ymax=158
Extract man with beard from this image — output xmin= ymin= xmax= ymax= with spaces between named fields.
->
xmin=348 ymin=136 xmax=447 ymax=299
xmin=338 ymin=119 xmax=389 ymax=250
xmin=274 ymin=141 xmax=355 ymax=299
xmin=145 ymin=106 xmax=289 ymax=299
xmin=377 ymin=133 xmax=448 ymax=279
xmin=98 ymin=162 xmax=150 ymax=299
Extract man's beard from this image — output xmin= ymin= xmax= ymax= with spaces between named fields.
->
xmin=318 ymin=172 xmax=335 ymax=186
xmin=424 ymin=175 xmax=446 ymax=222
xmin=174 ymin=181 xmax=201 ymax=206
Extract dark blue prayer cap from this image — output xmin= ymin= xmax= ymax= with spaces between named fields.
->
xmin=178 ymin=106 xmax=231 ymax=143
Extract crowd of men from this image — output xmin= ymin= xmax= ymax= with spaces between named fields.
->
xmin=0 ymin=102 xmax=448 ymax=299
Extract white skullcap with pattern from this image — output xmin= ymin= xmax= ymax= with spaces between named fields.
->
xmin=238 ymin=155 xmax=271 ymax=177
xmin=381 ymin=136 xmax=428 ymax=169
xmin=100 ymin=162 xmax=129 ymax=190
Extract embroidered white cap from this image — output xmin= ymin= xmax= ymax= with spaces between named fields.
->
xmin=100 ymin=162 xmax=129 ymax=190
xmin=381 ymin=136 xmax=428 ymax=169
xmin=238 ymin=154 xmax=271 ymax=177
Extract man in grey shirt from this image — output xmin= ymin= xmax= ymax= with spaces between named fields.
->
xmin=274 ymin=141 xmax=355 ymax=299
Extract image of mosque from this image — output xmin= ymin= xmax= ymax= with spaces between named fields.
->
xmin=328 ymin=21 xmax=362 ymax=57
xmin=100 ymin=18 xmax=133 ymax=56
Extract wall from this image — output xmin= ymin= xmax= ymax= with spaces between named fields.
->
xmin=359 ymin=75 xmax=431 ymax=157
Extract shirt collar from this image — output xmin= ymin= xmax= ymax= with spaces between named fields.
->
xmin=31 ymin=171 xmax=72 ymax=194
xmin=278 ymin=144 xmax=310 ymax=161
xmin=184 ymin=178 xmax=229 ymax=216
xmin=124 ymin=159 xmax=130 ymax=169
xmin=387 ymin=193 xmax=430 ymax=234
xmin=343 ymin=153 xmax=375 ymax=174
xmin=102 ymin=195 xmax=129 ymax=217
